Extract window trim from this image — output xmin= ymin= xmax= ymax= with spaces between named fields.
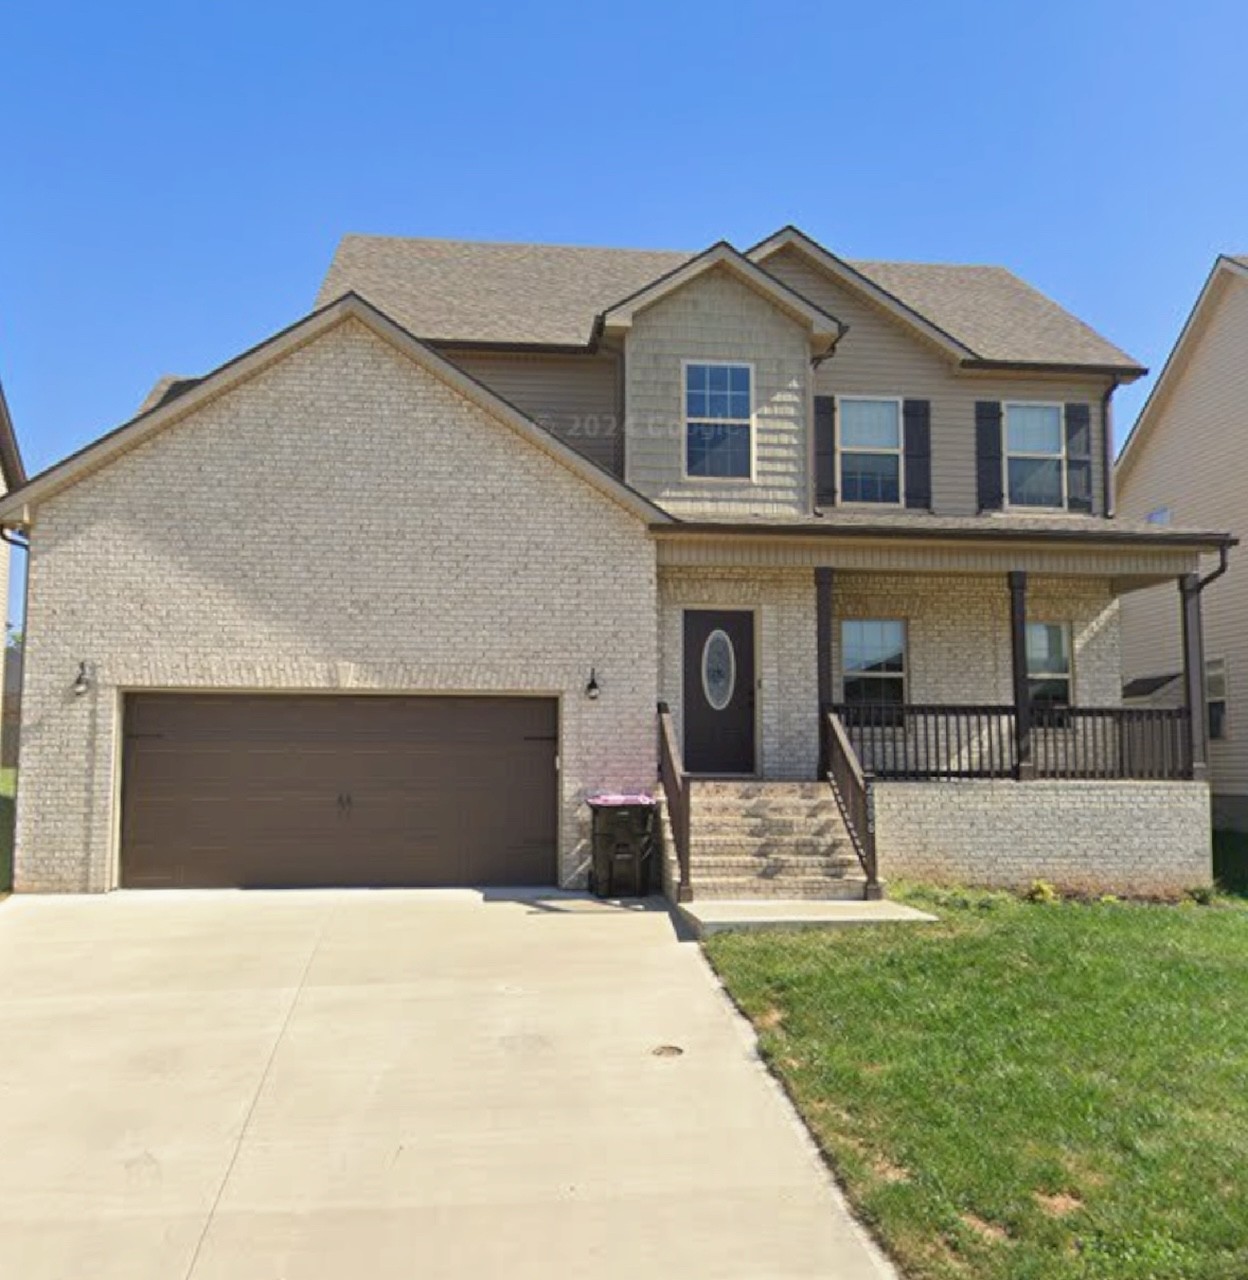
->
xmin=1003 ymin=401 xmax=1067 ymax=512
xmin=839 ymin=617 xmax=908 ymax=705
xmin=834 ymin=395 xmax=906 ymax=508
xmin=680 ymin=359 xmax=756 ymax=483
xmin=1025 ymin=620 xmax=1074 ymax=707
xmin=1207 ymin=656 xmax=1229 ymax=741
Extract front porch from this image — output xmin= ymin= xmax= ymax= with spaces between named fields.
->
xmin=655 ymin=532 xmax=1220 ymax=903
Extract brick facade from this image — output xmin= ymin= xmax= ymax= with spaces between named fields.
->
xmin=15 ymin=318 xmax=658 ymax=891
xmin=875 ymin=780 xmax=1212 ymax=895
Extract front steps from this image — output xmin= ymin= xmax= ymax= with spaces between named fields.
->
xmin=687 ymin=781 xmax=870 ymax=901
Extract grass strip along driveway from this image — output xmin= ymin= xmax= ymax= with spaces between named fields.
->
xmin=707 ymin=887 xmax=1248 ymax=1280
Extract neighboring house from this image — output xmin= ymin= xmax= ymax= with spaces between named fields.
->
xmin=1117 ymin=255 xmax=1247 ymax=831
xmin=0 ymin=229 xmax=1230 ymax=899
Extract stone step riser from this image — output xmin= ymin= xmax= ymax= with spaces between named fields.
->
xmin=690 ymin=863 xmax=860 ymax=880
xmin=694 ymin=823 xmax=849 ymax=841
xmin=693 ymin=837 xmax=854 ymax=855
xmin=694 ymin=880 xmax=869 ymax=901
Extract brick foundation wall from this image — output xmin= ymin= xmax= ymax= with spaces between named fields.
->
xmin=875 ymin=779 xmax=1212 ymax=896
xmin=16 ymin=318 xmax=659 ymax=891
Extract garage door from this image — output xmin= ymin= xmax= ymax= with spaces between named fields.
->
xmin=120 ymin=694 xmax=558 ymax=888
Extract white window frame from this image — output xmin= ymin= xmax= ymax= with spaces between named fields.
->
xmin=1003 ymin=401 xmax=1067 ymax=512
xmin=1207 ymin=657 xmax=1229 ymax=741
xmin=681 ymin=359 xmax=756 ymax=483
xmin=835 ymin=395 xmax=905 ymax=508
xmin=1025 ymin=620 xmax=1074 ymax=706
xmin=839 ymin=618 xmax=908 ymax=704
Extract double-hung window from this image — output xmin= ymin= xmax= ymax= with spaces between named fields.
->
xmin=1207 ymin=658 xmax=1228 ymax=741
xmin=1005 ymin=403 xmax=1065 ymax=509
xmin=1026 ymin=622 xmax=1072 ymax=711
xmin=685 ymin=363 xmax=752 ymax=479
xmin=839 ymin=397 xmax=903 ymax=504
xmin=841 ymin=620 xmax=907 ymax=710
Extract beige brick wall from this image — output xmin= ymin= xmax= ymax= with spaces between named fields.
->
xmin=623 ymin=268 xmax=810 ymax=518
xmin=876 ymin=780 xmax=1211 ymax=896
xmin=658 ymin=567 xmax=818 ymax=780
xmin=831 ymin=571 xmax=1121 ymax=706
xmin=16 ymin=317 xmax=659 ymax=891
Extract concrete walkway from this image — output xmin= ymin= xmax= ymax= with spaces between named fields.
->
xmin=0 ymin=890 xmax=895 ymax=1279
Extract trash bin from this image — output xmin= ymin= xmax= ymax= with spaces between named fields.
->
xmin=587 ymin=793 xmax=656 ymax=898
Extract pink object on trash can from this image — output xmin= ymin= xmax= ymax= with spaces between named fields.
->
xmin=587 ymin=791 xmax=655 ymax=807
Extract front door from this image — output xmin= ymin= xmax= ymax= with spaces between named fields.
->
xmin=683 ymin=609 xmax=756 ymax=774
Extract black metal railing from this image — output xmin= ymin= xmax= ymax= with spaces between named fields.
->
xmin=822 ymin=710 xmax=879 ymax=893
xmin=829 ymin=703 xmax=1193 ymax=782
xmin=657 ymin=702 xmax=692 ymax=902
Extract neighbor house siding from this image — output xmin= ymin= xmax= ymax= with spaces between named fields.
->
xmin=624 ymin=267 xmax=810 ymax=517
xmin=1118 ymin=272 xmax=1248 ymax=814
xmin=16 ymin=318 xmax=658 ymax=892
xmin=446 ymin=349 xmax=623 ymax=475
xmin=762 ymin=246 xmax=1111 ymax=518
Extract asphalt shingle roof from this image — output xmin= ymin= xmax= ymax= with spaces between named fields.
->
xmin=317 ymin=233 xmax=1143 ymax=370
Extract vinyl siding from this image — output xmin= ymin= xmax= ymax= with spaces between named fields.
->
xmin=1118 ymin=272 xmax=1248 ymax=800
xmin=446 ymin=349 xmax=622 ymax=475
xmin=623 ymin=267 xmax=810 ymax=517
xmin=762 ymin=246 xmax=1112 ymax=518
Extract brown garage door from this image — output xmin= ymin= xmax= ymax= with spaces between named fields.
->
xmin=121 ymin=694 xmax=558 ymax=888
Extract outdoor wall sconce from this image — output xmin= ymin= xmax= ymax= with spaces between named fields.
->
xmin=72 ymin=662 xmax=91 ymax=697
xmin=585 ymin=668 xmax=601 ymax=701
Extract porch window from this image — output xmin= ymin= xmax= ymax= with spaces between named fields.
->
xmin=1005 ymin=403 xmax=1065 ymax=509
xmin=685 ymin=363 xmax=752 ymax=479
xmin=841 ymin=620 xmax=906 ymax=706
xmin=838 ymin=398 xmax=903 ymax=504
xmin=1207 ymin=658 xmax=1228 ymax=740
xmin=1026 ymin=622 xmax=1071 ymax=707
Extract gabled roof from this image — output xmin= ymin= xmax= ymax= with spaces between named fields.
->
xmin=596 ymin=241 xmax=844 ymax=349
xmin=0 ymin=377 xmax=27 ymax=490
xmin=749 ymin=226 xmax=1146 ymax=375
xmin=1117 ymin=254 xmax=1248 ymax=479
xmin=316 ymin=229 xmax=1145 ymax=374
xmin=0 ymin=294 xmax=672 ymax=528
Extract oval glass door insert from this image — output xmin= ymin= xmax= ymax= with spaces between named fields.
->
xmin=701 ymin=629 xmax=736 ymax=711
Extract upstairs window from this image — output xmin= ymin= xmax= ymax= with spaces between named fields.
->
xmin=841 ymin=620 xmax=907 ymax=706
xmin=839 ymin=397 xmax=903 ymax=504
xmin=1005 ymin=403 xmax=1065 ymax=509
xmin=685 ymin=363 xmax=752 ymax=479
xmin=1026 ymin=622 xmax=1072 ymax=706
xmin=1207 ymin=658 xmax=1228 ymax=741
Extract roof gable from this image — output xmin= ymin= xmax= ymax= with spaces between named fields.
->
xmin=1117 ymin=255 xmax=1248 ymax=479
xmin=0 ymin=294 xmax=671 ymax=527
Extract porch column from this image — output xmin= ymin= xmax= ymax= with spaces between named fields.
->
xmin=1180 ymin=573 xmax=1209 ymax=781
xmin=1008 ymin=571 xmax=1034 ymax=780
xmin=815 ymin=567 xmax=834 ymax=775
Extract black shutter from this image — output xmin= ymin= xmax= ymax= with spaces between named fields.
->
xmin=1064 ymin=403 xmax=1093 ymax=513
xmin=814 ymin=395 xmax=836 ymax=506
xmin=902 ymin=399 xmax=932 ymax=510
xmin=975 ymin=401 xmax=1004 ymax=511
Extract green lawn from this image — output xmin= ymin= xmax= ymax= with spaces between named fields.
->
xmin=0 ymin=767 xmax=13 ymax=892
xmin=707 ymin=887 xmax=1248 ymax=1280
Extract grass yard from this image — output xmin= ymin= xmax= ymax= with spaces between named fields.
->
xmin=707 ymin=887 xmax=1248 ymax=1280
xmin=0 ymin=767 xmax=13 ymax=891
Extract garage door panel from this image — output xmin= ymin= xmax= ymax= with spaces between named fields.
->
xmin=121 ymin=695 xmax=558 ymax=888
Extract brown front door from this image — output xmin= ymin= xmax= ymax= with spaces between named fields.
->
xmin=683 ymin=609 xmax=756 ymax=774
xmin=120 ymin=694 xmax=558 ymax=888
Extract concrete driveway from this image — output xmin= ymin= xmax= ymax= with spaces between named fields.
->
xmin=0 ymin=890 xmax=893 ymax=1279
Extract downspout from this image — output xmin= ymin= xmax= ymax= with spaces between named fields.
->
xmin=1 ymin=525 xmax=29 ymax=553
xmin=1199 ymin=543 xmax=1230 ymax=592
xmin=1101 ymin=377 xmax=1120 ymax=518
xmin=809 ymin=322 xmax=850 ymax=516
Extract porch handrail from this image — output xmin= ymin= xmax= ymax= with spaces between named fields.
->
xmin=657 ymin=702 xmax=692 ymax=902
xmin=822 ymin=709 xmax=880 ymax=892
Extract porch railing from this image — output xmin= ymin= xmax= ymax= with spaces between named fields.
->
xmin=657 ymin=702 xmax=692 ymax=902
xmin=829 ymin=703 xmax=1193 ymax=782
xmin=822 ymin=710 xmax=880 ymax=894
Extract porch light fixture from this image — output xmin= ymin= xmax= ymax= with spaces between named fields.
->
xmin=585 ymin=668 xmax=601 ymax=701
xmin=72 ymin=662 xmax=91 ymax=697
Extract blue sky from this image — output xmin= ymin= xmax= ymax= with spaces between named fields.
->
xmin=2 ymin=0 xmax=1246 ymax=623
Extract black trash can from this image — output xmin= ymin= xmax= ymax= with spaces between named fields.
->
xmin=587 ymin=794 xmax=656 ymax=898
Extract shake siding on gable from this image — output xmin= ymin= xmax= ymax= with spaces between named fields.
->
xmin=446 ymin=350 xmax=623 ymax=475
xmin=1119 ymin=274 xmax=1248 ymax=807
xmin=623 ymin=268 xmax=810 ymax=517
xmin=762 ymin=246 xmax=1111 ymax=518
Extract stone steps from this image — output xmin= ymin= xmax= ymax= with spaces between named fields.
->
xmin=693 ymin=876 xmax=870 ymax=901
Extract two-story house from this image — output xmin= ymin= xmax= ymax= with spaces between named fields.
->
xmin=0 ymin=228 xmax=1230 ymax=899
